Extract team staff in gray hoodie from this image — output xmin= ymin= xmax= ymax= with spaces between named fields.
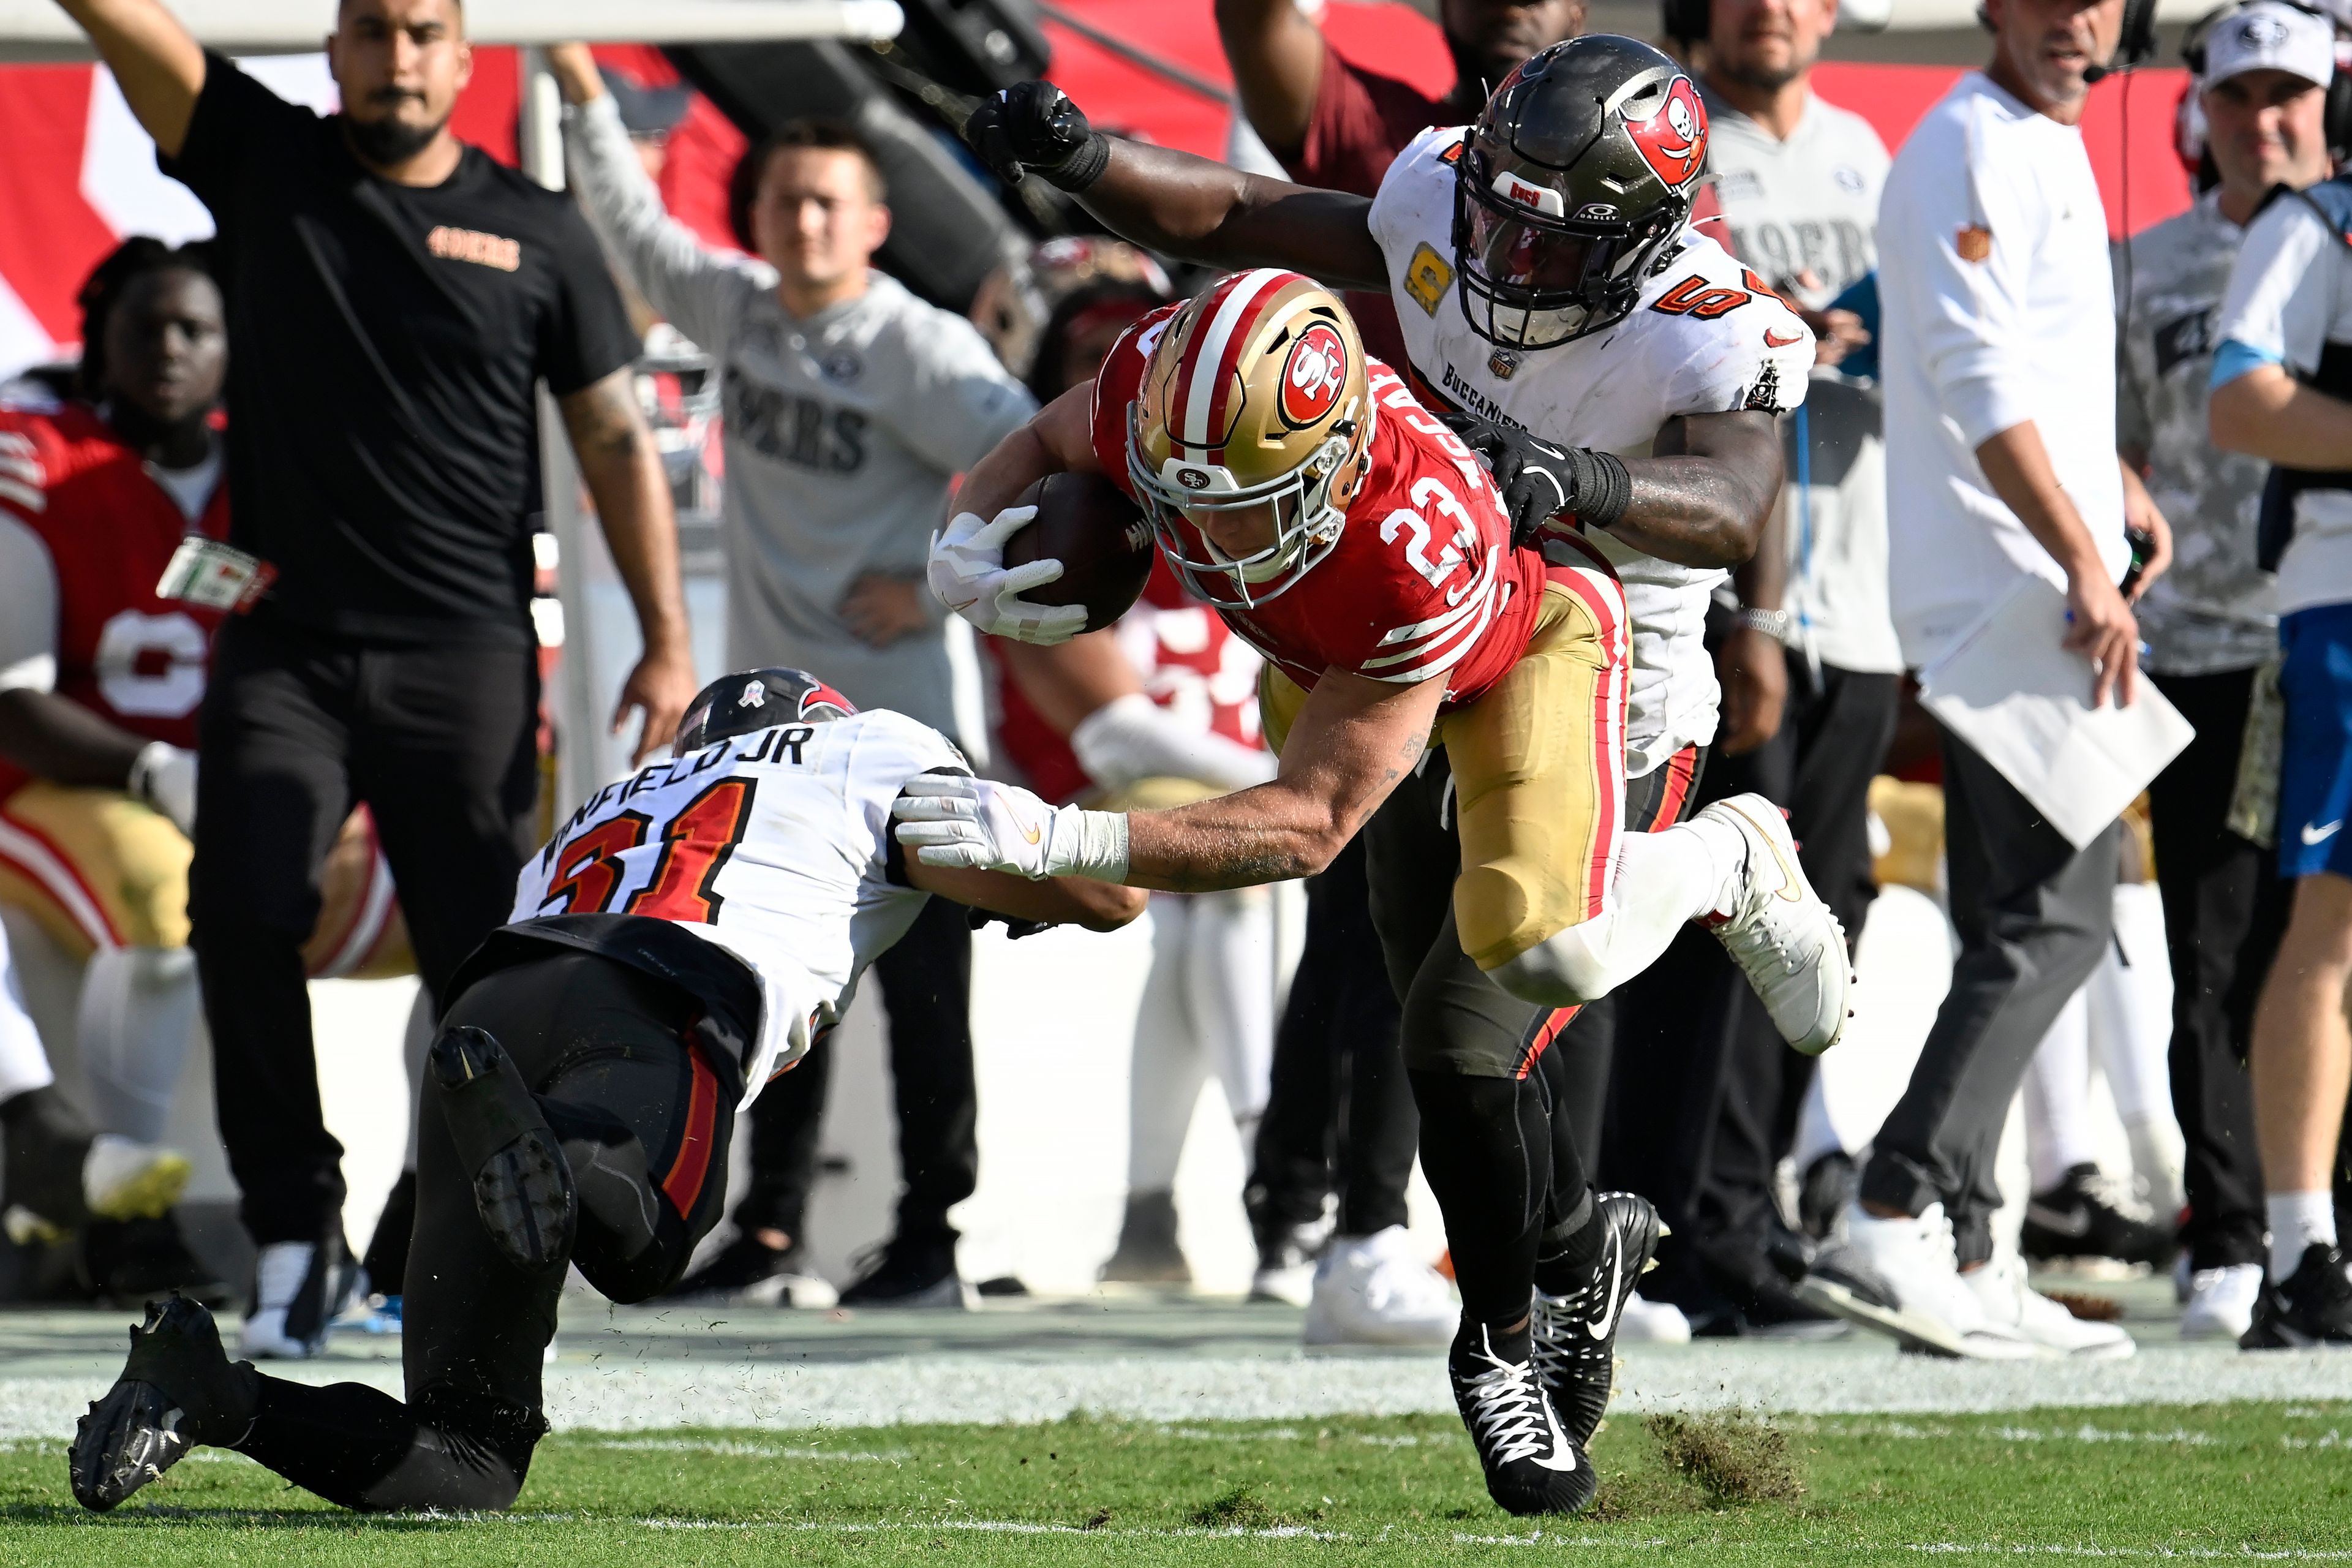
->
xmin=551 ymin=47 xmax=1036 ymax=1307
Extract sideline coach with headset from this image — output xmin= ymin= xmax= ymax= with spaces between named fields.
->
xmin=53 ymin=0 xmax=698 ymax=1355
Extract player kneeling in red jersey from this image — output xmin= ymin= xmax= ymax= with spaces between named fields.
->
xmin=908 ymin=273 xmax=1847 ymax=1514
xmin=67 ymin=669 xmax=1141 ymax=1515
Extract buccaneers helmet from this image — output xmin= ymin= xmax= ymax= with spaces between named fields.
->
xmin=1454 ymin=35 xmax=1709 ymax=350
xmin=676 ymin=668 xmax=857 ymax=752
xmin=1125 ymin=269 xmax=1374 ymax=609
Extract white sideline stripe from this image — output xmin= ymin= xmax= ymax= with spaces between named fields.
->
xmin=587 ymin=1438 xmax=908 ymax=1461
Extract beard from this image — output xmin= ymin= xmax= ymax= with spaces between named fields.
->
xmin=1716 ymin=52 xmax=1806 ymax=93
xmin=342 ymin=105 xmax=449 ymax=168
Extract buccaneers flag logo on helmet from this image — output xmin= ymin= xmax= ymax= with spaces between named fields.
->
xmin=1624 ymin=75 xmax=1707 ymax=189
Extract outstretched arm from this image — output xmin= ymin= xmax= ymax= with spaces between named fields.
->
xmin=906 ymin=858 xmax=1146 ymax=931
xmin=54 ymin=0 xmax=205 ymax=157
xmin=559 ymin=368 xmax=698 ymax=763
xmin=965 ymin=83 xmax=1386 ymax=291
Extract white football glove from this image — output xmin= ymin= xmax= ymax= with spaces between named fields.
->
xmin=892 ymin=774 xmax=1129 ymax=881
xmin=127 ymin=741 xmax=197 ymax=837
xmin=927 ymin=506 xmax=1090 ymax=646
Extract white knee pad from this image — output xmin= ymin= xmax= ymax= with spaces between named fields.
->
xmin=1488 ymin=911 xmax=1624 ymax=1008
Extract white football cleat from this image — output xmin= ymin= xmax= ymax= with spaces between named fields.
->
xmin=81 ymin=1135 xmax=191 ymax=1223
xmin=1615 ymin=1293 xmax=1693 ymax=1344
xmin=1303 ymin=1227 xmax=1457 ymax=1346
xmin=1964 ymin=1255 xmax=2135 ymax=1359
xmin=238 ymin=1239 xmax=355 ymax=1360
xmin=1798 ymin=1204 xmax=2036 ymax=1359
xmin=1698 ymin=794 xmax=1852 ymax=1055
xmin=2179 ymin=1262 xmax=2264 ymax=1341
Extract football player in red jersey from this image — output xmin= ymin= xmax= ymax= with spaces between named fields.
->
xmin=907 ymin=272 xmax=1847 ymax=1513
xmin=0 ymin=239 xmax=410 ymax=1311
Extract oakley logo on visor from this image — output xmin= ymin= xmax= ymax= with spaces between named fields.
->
xmin=1279 ymin=323 xmax=1350 ymax=428
xmin=1625 ymin=75 xmax=1707 ymax=188
xmin=1490 ymin=170 xmax=1567 ymax=217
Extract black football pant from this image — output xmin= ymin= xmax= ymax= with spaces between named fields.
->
xmin=723 ymin=894 xmax=977 ymax=1249
xmin=2146 ymin=668 xmax=2282 ymax=1270
xmin=229 ymin=948 xmax=733 ymax=1512
xmin=1365 ymin=750 xmax=1697 ymax=1325
xmin=1605 ymin=656 xmax=1896 ymax=1318
xmin=1860 ymin=723 xmax=2121 ymax=1267
xmin=1246 ymin=835 xmax=1417 ymax=1241
xmin=190 ymin=614 xmax=540 ymax=1247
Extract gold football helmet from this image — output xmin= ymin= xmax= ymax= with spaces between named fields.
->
xmin=1126 ymin=269 xmax=1374 ymax=608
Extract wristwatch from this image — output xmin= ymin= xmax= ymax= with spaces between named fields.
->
xmin=1734 ymin=607 xmax=1793 ymax=642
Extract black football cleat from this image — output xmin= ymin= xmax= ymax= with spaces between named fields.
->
xmin=1530 ymin=1191 xmax=1662 ymax=1448
xmin=2019 ymin=1163 xmax=2174 ymax=1268
xmin=2241 ymin=1245 xmax=2352 ymax=1349
xmin=69 ymin=1294 xmax=257 ymax=1512
xmin=1450 ymin=1322 xmax=1596 ymax=1517
xmin=429 ymin=1026 xmax=576 ymax=1272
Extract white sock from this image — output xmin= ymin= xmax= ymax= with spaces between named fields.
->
xmin=75 ymin=946 xmax=200 ymax=1145
xmin=0 ymin=921 xmax=54 ymax=1104
xmin=2022 ymin=992 xmax=2095 ymax=1194
xmin=2267 ymin=1191 xmax=2337 ymax=1280
xmin=1670 ymin=813 xmax=1747 ymax=921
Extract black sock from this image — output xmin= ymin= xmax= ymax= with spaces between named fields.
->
xmin=236 ymin=1374 xmax=541 ymax=1513
xmin=0 ymin=1084 xmax=93 ymax=1224
xmin=1533 ymin=1190 xmax=1600 ymax=1295
xmin=1410 ymin=1069 xmax=1548 ymax=1325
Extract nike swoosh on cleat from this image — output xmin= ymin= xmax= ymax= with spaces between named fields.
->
xmin=1535 ymin=1408 xmax=1578 ymax=1471
xmin=2303 ymin=820 xmax=2343 ymax=845
xmin=1731 ymin=804 xmax=1805 ymax=902
xmin=2024 ymin=1204 xmax=2092 ymax=1238
xmin=1585 ymin=1232 xmax=1624 ymax=1340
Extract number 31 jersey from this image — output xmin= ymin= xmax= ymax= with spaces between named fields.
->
xmin=1369 ymin=125 xmax=1815 ymax=776
xmin=511 ymin=707 xmax=965 ymax=1100
xmin=1088 ymin=302 xmax=1550 ymax=708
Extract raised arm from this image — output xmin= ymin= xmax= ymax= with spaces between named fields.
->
xmin=963 ymin=83 xmax=1386 ymax=290
xmin=557 ymin=368 xmax=698 ymax=763
xmin=1214 ymin=0 xmax=1330 ymax=159
xmin=55 ymin=0 xmax=205 ymax=156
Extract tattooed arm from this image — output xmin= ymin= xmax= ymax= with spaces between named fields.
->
xmin=1120 ymin=667 xmax=1444 ymax=892
xmin=559 ymin=366 xmax=697 ymax=763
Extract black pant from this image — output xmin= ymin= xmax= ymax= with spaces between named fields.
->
xmin=190 ymin=614 xmax=540 ymax=1246
xmin=1607 ymin=657 xmax=1898 ymax=1314
xmin=232 ymin=949 xmax=733 ymax=1511
xmin=1246 ymin=835 xmax=1417 ymax=1240
xmin=2147 ymin=668 xmax=2281 ymax=1271
xmin=725 ymin=894 xmax=977 ymax=1247
xmin=1860 ymin=723 xmax=2120 ymax=1266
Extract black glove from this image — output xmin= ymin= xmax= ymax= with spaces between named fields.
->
xmin=963 ymin=81 xmax=1111 ymax=192
xmin=1445 ymin=413 xmax=1632 ymax=550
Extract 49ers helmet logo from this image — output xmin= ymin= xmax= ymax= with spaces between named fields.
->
xmin=1278 ymin=323 xmax=1349 ymax=429
xmin=1624 ymin=75 xmax=1707 ymax=189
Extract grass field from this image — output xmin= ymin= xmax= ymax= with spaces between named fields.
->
xmin=2 ymin=1399 xmax=2350 ymax=1565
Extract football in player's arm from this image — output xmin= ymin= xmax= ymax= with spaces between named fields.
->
xmin=961 ymin=81 xmax=1787 ymax=573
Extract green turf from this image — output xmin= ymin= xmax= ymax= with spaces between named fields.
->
xmin=4 ymin=1400 xmax=2351 ymax=1564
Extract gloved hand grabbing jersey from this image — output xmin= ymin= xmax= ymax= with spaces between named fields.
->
xmin=963 ymin=81 xmax=1110 ymax=192
xmin=928 ymin=507 xmax=1090 ymax=646
xmin=893 ymin=774 xmax=1130 ymax=881
xmin=1444 ymin=413 xmax=1633 ymax=550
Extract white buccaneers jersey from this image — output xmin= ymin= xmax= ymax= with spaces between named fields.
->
xmin=511 ymin=709 xmax=965 ymax=1103
xmin=1368 ymin=125 xmax=1814 ymax=776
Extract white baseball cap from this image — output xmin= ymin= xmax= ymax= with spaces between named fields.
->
xmin=2201 ymin=1 xmax=2336 ymax=89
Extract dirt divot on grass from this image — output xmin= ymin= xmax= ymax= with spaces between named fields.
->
xmin=1191 ymin=1483 xmax=1284 ymax=1531
xmin=1644 ymin=1412 xmax=1805 ymax=1504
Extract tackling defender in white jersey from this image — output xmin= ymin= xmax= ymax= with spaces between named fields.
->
xmin=69 ymin=669 xmax=1142 ymax=1517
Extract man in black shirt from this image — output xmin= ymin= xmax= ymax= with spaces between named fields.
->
xmin=56 ymin=0 xmax=698 ymax=1357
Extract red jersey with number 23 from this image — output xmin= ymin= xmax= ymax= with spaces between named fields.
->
xmin=1087 ymin=303 xmax=1549 ymax=708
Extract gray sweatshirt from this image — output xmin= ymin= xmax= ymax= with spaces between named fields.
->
xmin=563 ymin=95 xmax=1035 ymax=736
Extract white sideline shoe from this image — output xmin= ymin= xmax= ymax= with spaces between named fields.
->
xmin=239 ymin=1239 xmax=356 ymax=1360
xmin=81 ymin=1135 xmax=191 ymax=1222
xmin=1698 ymin=794 xmax=1852 ymax=1055
xmin=1615 ymin=1294 xmax=1692 ymax=1344
xmin=2179 ymin=1262 xmax=2264 ymax=1341
xmin=1964 ymin=1254 xmax=2135 ymax=1359
xmin=1798 ymin=1204 xmax=2036 ymax=1359
xmin=1302 ymin=1227 xmax=1457 ymax=1346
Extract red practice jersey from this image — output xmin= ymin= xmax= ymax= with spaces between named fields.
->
xmin=0 ymin=399 xmax=229 ymax=799
xmin=991 ymin=559 xmax=1265 ymax=805
xmin=1088 ymin=304 xmax=1550 ymax=709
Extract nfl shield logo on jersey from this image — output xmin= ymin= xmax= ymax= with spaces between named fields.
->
xmin=1488 ymin=349 xmax=1521 ymax=380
